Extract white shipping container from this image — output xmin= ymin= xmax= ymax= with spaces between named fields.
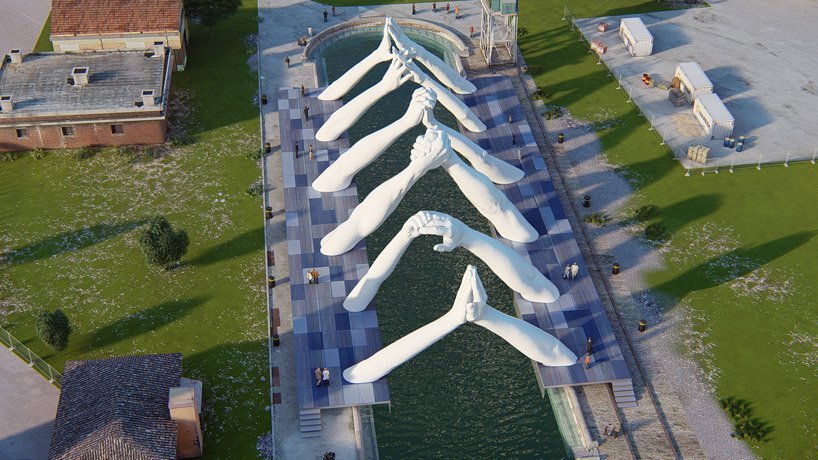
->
xmin=675 ymin=62 xmax=714 ymax=103
xmin=693 ymin=93 xmax=735 ymax=139
xmin=619 ymin=18 xmax=653 ymax=56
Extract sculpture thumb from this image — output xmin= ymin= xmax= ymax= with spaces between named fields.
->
xmin=433 ymin=243 xmax=457 ymax=252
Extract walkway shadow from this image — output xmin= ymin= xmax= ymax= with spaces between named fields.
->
xmin=187 ymin=226 xmax=266 ymax=267
xmin=3 ymin=220 xmax=146 ymax=266
xmin=654 ymin=231 xmax=816 ymax=299
xmin=83 ymin=296 xmax=209 ymax=351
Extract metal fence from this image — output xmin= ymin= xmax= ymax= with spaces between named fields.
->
xmin=561 ymin=6 xmax=818 ymax=175
xmin=0 ymin=326 xmax=62 ymax=388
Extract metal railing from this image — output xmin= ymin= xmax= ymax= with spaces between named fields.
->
xmin=562 ymin=6 xmax=818 ymax=175
xmin=0 ymin=326 xmax=62 ymax=388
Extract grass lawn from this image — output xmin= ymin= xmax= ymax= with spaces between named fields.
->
xmin=318 ymin=0 xmax=818 ymax=457
xmin=0 ymin=1 xmax=269 ymax=457
xmin=33 ymin=13 xmax=53 ymax=52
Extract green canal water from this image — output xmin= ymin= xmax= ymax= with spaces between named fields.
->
xmin=321 ymin=32 xmax=567 ymax=459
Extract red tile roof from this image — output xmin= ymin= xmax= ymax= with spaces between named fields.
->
xmin=51 ymin=0 xmax=183 ymax=36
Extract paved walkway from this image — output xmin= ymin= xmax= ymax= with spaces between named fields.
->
xmin=0 ymin=0 xmax=50 ymax=54
xmin=0 ymin=346 xmax=60 ymax=460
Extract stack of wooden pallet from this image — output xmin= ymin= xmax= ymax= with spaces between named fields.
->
xmin=668 ymin=88 xmax=685 ymax=106
xmin=687 ymin=144 xmax=710 ymax=164
xmin=590 ymin=40 xmax=607 ymax=55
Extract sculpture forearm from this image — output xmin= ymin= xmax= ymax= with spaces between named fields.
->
xmin=316 ymin=80 xmax=392 ymax=142
xmin=344 ymin=231 xmax=414 ymax=312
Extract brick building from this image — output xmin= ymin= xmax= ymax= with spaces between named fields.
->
xmin=48 ymin=353 xmax=204 ymax=459
xmin=0 ymin=49 xmax=173 ymax=152
xmin=50 ymin=0 xmax=189 ymax=71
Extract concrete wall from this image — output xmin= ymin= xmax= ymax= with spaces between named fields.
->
xmin=0 ymin=118 xmax=167 ymax=152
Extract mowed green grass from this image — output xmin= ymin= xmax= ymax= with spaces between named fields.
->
xmin=317 ymin=0 xmax=818 ymax=457
xmin=0 ymin=1 xmax=269 ymax=457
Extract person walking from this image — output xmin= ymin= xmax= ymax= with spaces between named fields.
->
xmin=332 ymin=5 xmax=336 ymax=16
xmin=562 ymin=263 xmax=571 ymax=279
xmin=604 ymin=423 xmax=613 ymax=437
xmin=432 ymin=2 xmax=437 ymax=12
xmin=314 ymin=367 xmax=322 ymax=386
xmin=570 ymin=262 xmax=579 ymax=280
xmin=322 ymin=368 xmax=330 ymax=386
xmin=294 ymin=141 xmax=299 ymax=158
xmin=469 ymin=25 xmax=474 ymax=38
xmin=303 ymin=105 xmax=310 ymax=121
xmin=446 ymin=3 xmax=450 ymax=13
xmin=301 ymin=84 xmax=306 ymax=96
xmin=323 ymin=10 xmax=328 ymax=22
xmin=307 ymin=270 xmax=315 ymax=284
xmin=455 ymin=5 xmax=460 ymax=19
xmin=412 ymin=3 xmax=416 ymax=14
xmin=285 ymin=56 xmax=290 ymax=68
xmin=310 ymin=268 xmax=319 ymax=284
xmin=307 ymin=25 xmax=314 ymax=38
xmin=584 ymin=354 xmax=590 ymax=369
xmin=587 ymin=336 xmax=593 ymax=355
xmin=309 ymin=144 xmax=314 ymax=160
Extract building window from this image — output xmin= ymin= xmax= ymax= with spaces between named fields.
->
xmin=16 ymin=128 xmax=28 ymax=139
xmin=61 ymin=126 xmax=74 ymax=137
xmin=111 ymin=124 xmax=124 ymax=135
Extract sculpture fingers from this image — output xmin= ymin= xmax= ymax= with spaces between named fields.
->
xmin=422 ymin=78 xmax=486 ymax=132
xmin=434 ymin=122 xmax=525 ymax=184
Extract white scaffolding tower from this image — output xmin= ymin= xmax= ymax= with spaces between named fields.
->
xmin=479 ymin=0 xmax=519 ymax=66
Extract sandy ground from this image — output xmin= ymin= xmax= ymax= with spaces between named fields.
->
xmin=575 ymin=0 xmax=818 ymax=169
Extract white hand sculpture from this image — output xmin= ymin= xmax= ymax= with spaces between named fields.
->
xmin=386 ymin=18 xmax=477 ymax=95
xmin=313 ymin=87 xmax=437 ymax=192
xmin=320 ymin=128 xmax=451 ymax=255
xmin=318 ymin=23 xmax=394 ymax=101
xmin=342 ymin=265 xmax=577 ymax=384
xmin=393 ymin=51 xmax=486 ymax=133
xmin=316 ymin=53 xmax=414 ymax=142
xmin=422 ymin=108 xmax=524 ymax=185
xmin=313 ymin=87 xmax=522 ymax=193
xmin=344 ymin=211 xmax=558 ymax=312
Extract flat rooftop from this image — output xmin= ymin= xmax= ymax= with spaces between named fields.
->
xmin=0 ymin=51 xmax=167 ymax=119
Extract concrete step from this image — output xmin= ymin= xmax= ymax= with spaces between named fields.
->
xmin=301 ymin=430 xmax=323 ymax=438
xmin=614 ymin=390 xmax=636 ymax=398
xmin=299 ymin=408 xmax=320 ymax=416
xmin=300 ymin=412 xmax=321 ymax=421
xmin=300 ymin=424 xmax=322 ymax=433
xmin=611 ymin=379 xmax=633 ymax=388
xmin=615 ymin=395 xmax=637 ymax=403
xmin=617 ymin=401 xmax=638 ymax=408
xmin=300 ymin=418 xmax=321 ymax=427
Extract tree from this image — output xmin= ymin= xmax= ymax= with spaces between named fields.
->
xmin=184 ymin=0 xmax=242 ymax=38
xmin=35 ymin=309 xmax=72 ymax=351
xmin=139 ymin=216 xmax=190 ymax=269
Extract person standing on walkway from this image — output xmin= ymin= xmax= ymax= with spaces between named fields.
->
xmin=469 ymin=25 xmax=474 ymax=38
xmin=412 ymin=3 xmax=416 ymax=14
xmin=455 ymin=5 xmax=460 ymax=19
xmin=307 ymin=25 xmax=314 ymax=38
xmin=303 ymin=105 xmax=310 ymax=121
xmin=294 ymin=141 xmax=299 ymax=158
xmin=446 ymin=3 xmax=450 ymax=13
xmin=285 ymin=56 xmax=290 ymax=68
xmin=322 ymin=368 xmax=330 ymax=386
xmin=332 ymin=5 xmax=336 ymax=16
xmin=584 ymin=354 xmax=590 ymax=369
xmin=587 ymin=336 xmax=593 ymax=355
xmin=309 ymin=144 xmax=314 ymax=160
xmin=323 ymin=10 xmax=328 ymax=22
xmin=432 ymin=2 xmax=436 ymax=12
xmin=314 ymin=367 xmax=322 ymax=386
xmin=570 ymin=262 xmax=579 ymax=280
xmin=301 ymin=84 xmax=306 ymax=96
xmin=562 ymin=263 xmax=571 ymax=279
xmin=604 ymin=423 xmax=613 ymax=437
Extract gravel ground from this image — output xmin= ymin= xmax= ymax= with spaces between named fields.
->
xmin=546 ymin=112 xmax=755 ymax=459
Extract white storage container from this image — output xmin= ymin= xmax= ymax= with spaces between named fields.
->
xmin=693 ymin=93 xmax=734 ymax=139
xmin=618 ymin=18 xmax=653 ymax=56
xmin=674 ymin=62 xmax=713 ymax=103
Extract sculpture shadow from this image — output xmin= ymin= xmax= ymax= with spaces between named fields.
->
xmin=3 ymin=219 xmax=147 ymax=266
xmin=186 ymin=226 xmax=267 ymax=267
xmin=83 ymin=296 xmax=209 ymax=351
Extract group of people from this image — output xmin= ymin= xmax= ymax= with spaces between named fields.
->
xmin=604 ymin=422 xmax=622 ymax=439
xmin=562 ymin=262 xmax=580 ymax=280
xmin=314 ymin=367 xmax=330 ymax=386
xmin=306 ymin=268 xmax=320 ymax=284
xmin=413 ymin=3 xmax=460 ymax=18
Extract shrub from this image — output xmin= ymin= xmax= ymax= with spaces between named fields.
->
xmin=247 ymin=148 xmax=263 ymax=160
xmin=0 ymin=152 xmax=18 ymax=162
xmin=35 ymin=309 xmax=72 ymax=351
xmin=246 ymin=180 xmax=263 ymax=197
xmin=116 ymin=145 xmax=138 ymax=163
xmin=139 ymin=215 xmax=190 ymax=269
xmin=143 ymin=146 xmax=162 ymax=160
xmin=73 ymin=146 xmax=98 ymax=160
xmin=32 ymin=148 xmax=46 ymax=160
xmin=632 ymin=204 xmax=660 ymax=222
xmin=644 ymin=223 xmax=666 ymax=241
xmin=584 ymin=212 xmax=611 ymax=226
xmin=169 ymin=133 xmax=195 ymax=147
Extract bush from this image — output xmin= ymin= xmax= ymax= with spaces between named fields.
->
xmin=73 ymin=146 xmax=98 ymax=160
xmin=0 ymin=152 xmax=18 ymax=162
xmin=247 ymin=148 xmax=263 ymax=160
xmin=246 ymin=180 xmax=263 ymax=197
xmin=143 ymin=146 xmax=162 ymax=160
xmin=644 ymin=223 xmax=666 ymax=241
xmin=633 ymin=204 xmax=660 ymax=222
xmin=139 ymin=216 xmax=190 ymax=269
xmin=169 ymin=133 xmax=195 ymax=147
xmin=584 ymin=212 xmax=611 ymax=226
xmin=35 ymin=309 xmax=72 ymax=351
xmin=116 ymin=145 xmax=138 ymax=163
xmin=32 ymin=148 xmax=46 ymax=160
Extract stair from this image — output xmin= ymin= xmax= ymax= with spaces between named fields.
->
xmin=299 ymin=408 xmax=322 ymax=438
xmin=610 ymin=379 xmax=638 ymax=409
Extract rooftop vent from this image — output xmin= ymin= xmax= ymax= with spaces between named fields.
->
xmin=152 ymin=41 xmax=166 ymax=57
xmin=141 ymin=89 xmax=156 ymax=107
xmin=71 ymin=67 xmax=89 ymax=86
xmin=0 ymin=95 xmax=12 ymax=112
xmin=9 ymin=49 xmax=22 ymax=64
